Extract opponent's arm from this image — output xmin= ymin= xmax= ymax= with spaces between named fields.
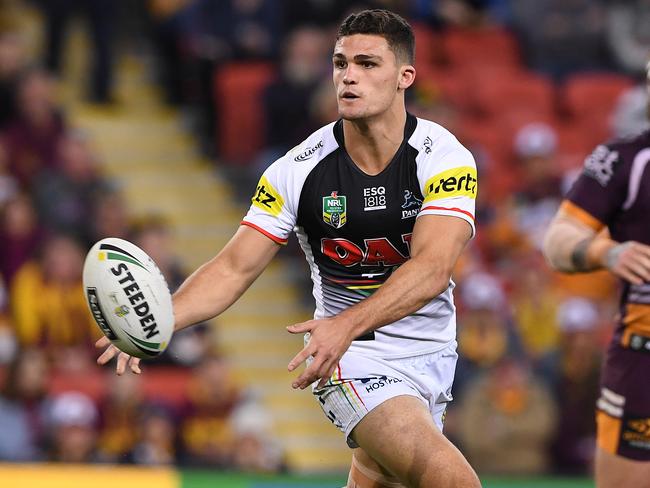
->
xmin=543 ymin=204 xmax=650 ymax=284
xmin=97 ymin=225 xmax=281 ymax=374
xmin=288 ymin=214 xmax=471 ymax=389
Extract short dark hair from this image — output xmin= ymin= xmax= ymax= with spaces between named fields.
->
xmin=337 ymin=9 xmax=415 ymax=64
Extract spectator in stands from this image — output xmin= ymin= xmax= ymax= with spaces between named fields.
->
xmin=126 ymin=405 xmax=178 ymax=465
xmin=0 ymin=139 xmax=18 ymax=207
xmin=550 ymin=298 xmax=602 ymax=475
xmin=510 ymin=122 xmax=562 ymax=250
xmin=10 ymin=234 xmax=98 ymax=350
xmin=91 ymin=189 xmax=131 ymax=242
xmin=0 ymin=28 xmax=27 ymax=129
xmin=97 ymin=373 xmax=145 ymax=463
xmin=47 ymin=391 xmax=100 ymax=463
xmin=0 ymin=348 xmax=50 ymax=461
xmin=33 ymin=129 xmax=109 ymax=246
xmin=3 ymin=68 xmax=65 ymax=189
xmin=258 ymin=26 xmax=330 ymax=170
xmin=611 ymin=84 xmax=650 ymax=139
xmin=178 ymin=354 xmax=244 ymax=467
xmin=606 ymin=0 xmax=650 ymax=77
xmin=510 ymin=0 xmax=611 ymax=79
xmin=454 ymin=271 xmax=523 ymax=399
xmin=282 ymin=0 xmax=353 ymax=34
xmin=0 ymin=272 xmax=16 ymax=364
xmin=509 ymin=254 xmax=561 ymax=378
xmin=230 ymin=402 xmax=285 ymax=473
xmin=131 ymin=216 xmax=211 ymax=366
xmin=0 ymin=193 xmax=43 ymax=284
xmin=457 ymin=357 xmax=558 ymax=475
xmin=35 ymin=0 xmax=115 ymax=104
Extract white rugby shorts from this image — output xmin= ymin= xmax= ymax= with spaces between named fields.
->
xmin=312 ymin=341 xmax=458 ymax=448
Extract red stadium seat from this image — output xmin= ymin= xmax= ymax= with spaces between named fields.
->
xmin=412 ymin=22 xmax=444 ymax=68
xmin=441 ymin=28 xmax=521 ymax=69
xmin=471 ymin=70 xmax=556 ymax=120
xmin=562 ymin=73 xmax=635 ymax=126
xmin=214 ymin=62 xmax=276 ymax=164
xmin=415 ymin=65 xmax=473 ymax=111
xmin=48 ymin=367 xmax=192 ymax=407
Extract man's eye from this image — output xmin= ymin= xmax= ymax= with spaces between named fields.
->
xmin=334 ymin=61 xmax=346 ymax=69
xmin=361 ymin=62 xmax=375 ymax=68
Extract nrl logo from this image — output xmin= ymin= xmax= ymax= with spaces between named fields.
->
xmin=323 ymin=191 xmax=347 ymax=228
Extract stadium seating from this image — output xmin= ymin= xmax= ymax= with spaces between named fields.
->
xmin=441 ymin=28 xmax=521 ymax=69
xmin=214 ymin=62 xmax=276 ymax=164
xmin=562 ymin=73 xmax=635 ymax=141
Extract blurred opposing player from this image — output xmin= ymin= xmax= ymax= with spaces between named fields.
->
xmin=543 ymin=61 xmax=650 ymax=487
xmin=97 ymin=9 xmax=480 ymax=487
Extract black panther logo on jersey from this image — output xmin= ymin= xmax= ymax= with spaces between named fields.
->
xmin=401 ymin=190 xmax=422 ymax=219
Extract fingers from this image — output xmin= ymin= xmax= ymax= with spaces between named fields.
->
xmin=608 ymin=242 xmax=650 ymax=284
xmin=293 ymin=355 xmax=337 ymax=390
xmin=130 ymin=357 xmax=142 ymax=374
xmin=316 ymin=363 xmax=337 ymax=390
xmin=97 ymin=344 xmax=119 ymax=365
xmin=288 ymin=345 xmax=313 ymax=373
xmin=286 ymin=321 xmax=314 ymax=334
xmin=96 ymin=339 xmax=140 ymax=375
xmin=95 ymin=336 xmax=110 ymax=348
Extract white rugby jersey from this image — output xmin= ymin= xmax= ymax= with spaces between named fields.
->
xmin=242 ymin=114 xmax=477 ymax=358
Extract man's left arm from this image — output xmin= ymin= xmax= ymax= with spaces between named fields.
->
xmin=287 ymin=214 xmax=472 ymax=389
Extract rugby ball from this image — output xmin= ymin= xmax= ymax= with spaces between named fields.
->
xmin=83 ymin=237 xmax=174 ymax=359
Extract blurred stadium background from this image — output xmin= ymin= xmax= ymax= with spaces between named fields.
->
xmin=0 ymin=0 xmax=647 ymax=486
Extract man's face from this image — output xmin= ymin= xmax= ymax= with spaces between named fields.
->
xmin=332 ymin=34 xmax=410 ymax=121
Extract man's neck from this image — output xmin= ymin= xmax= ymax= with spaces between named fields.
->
xmin=342 ymin=107 xmax=407 ymax=176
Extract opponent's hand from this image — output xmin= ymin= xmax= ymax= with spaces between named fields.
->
xmin=604 ymin=241 xmax=650 ymax=285
xmin=95 ymin=336 xmax=142 ymax=375
xmin=286 ymin=317 xmax=354 ymax=390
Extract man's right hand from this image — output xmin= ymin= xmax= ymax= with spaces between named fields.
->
xmin=604 ymin=241 xmax=650 ymax=285
xmin=95 ymin=336 xmax=142 ymax=375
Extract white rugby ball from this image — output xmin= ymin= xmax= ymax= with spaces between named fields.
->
xmin=83 ymin=237 xmax=174 ymax=359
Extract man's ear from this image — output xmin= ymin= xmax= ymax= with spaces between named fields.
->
xmin=398 ymin=65 xmax=416 ymax=91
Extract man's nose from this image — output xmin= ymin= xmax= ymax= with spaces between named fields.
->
xmin=343 ymin=65 xmax=358 ymax=84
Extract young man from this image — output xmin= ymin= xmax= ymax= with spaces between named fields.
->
xmin=97 ymin=10 xmax=480 ymax=487
xmin=543 ymin=61 xmax=650 ymax=487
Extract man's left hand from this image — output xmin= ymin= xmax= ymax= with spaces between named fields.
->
xmin=286 ymin=317 xmax=355 ymax=390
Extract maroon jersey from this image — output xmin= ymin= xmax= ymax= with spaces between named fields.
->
xmin=563 ymin=130 xmax=650 ymax=460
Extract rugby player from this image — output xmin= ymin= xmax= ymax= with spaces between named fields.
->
xmin=97 ymin=9 xmax=481 ymax=487
xmin=543 ymin=61 xmax=650 ymax=487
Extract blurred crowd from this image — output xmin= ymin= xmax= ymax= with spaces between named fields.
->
xmin=0 ymin=0 xmax=648 ymax=477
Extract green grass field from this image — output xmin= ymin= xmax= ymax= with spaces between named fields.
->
xmin=181 ymin=471 xmax=594 ymax=488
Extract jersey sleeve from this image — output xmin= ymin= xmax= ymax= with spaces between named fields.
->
xmin=564 ymin=144 xmax=628 ymax=230
xmin=241 ymin=157 xmax=297 ymax=244
xmin=417 ymin=143 xmax=477 ymax=237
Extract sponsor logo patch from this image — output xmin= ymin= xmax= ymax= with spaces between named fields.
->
xmin=423 ymin=166 xmax=477 ymax=202
xmin=323 ymin=191 xmax=347 ymax=228
xmin=86 ymin=288 xmax=118 ymax=340
xmin=363 ymin=186 xmax=386 ymax=211
xmin=422 ymin=136 xmax=433 ymax=154
xmin=252 ymin=175 xmax=284 ymax=216
xmin=293 ymin=140 xmax=323 ymax=162
xmin=621 ymin=415 xmax=650 ymax=451
xmin=401 ymin=189 xmax=422 ymax=219
xmin=583 ymin=145 xmax=620 ymax=187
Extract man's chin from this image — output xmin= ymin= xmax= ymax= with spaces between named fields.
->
xmin=338 ymin=109 xmax=366 ymax=121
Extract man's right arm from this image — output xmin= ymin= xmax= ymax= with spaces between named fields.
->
xmin=172 ymin=225 xmax=281 ymax=330
xmin=97 ymin=225 xmax=281 ymax=374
